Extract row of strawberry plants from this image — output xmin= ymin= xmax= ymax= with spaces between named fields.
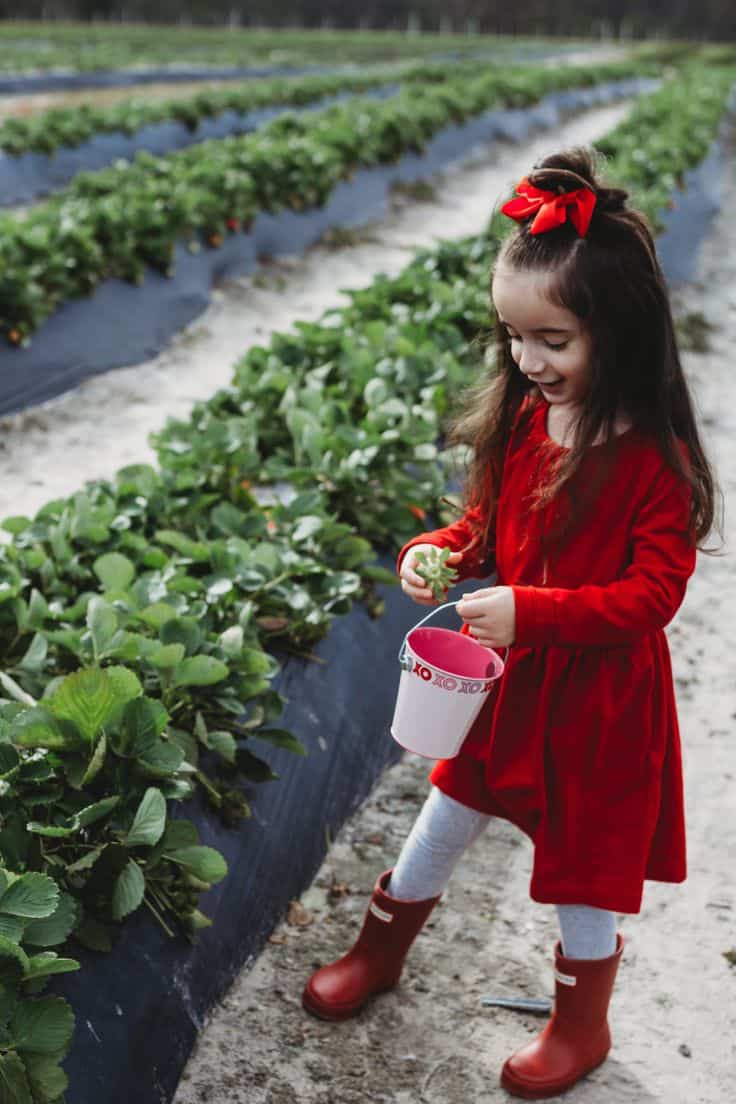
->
xmin=0 ymin=57 xmax=492 ymax=158
xmin=0 ymin=25 xmax=518 ymax=74
xmin=0 ymin=56 xmax=658 ymax=346
xmin=0 ymin=63 xmax=730 ymax=1099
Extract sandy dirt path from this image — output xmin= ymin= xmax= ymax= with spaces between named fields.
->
xmin=0 ymin=99 xmax=632 ymax=529
xmin=170 ymin=155 xmax=736 ymax=1103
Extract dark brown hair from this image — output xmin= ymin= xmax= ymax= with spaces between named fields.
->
xmin=449 ymin=146 xmax=719 ymax=552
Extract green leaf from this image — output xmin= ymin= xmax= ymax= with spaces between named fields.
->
xmin=105 ymin=666 xmax=143 ymax=705
xmin=137 ymin=740 xmax=185 ymax=778
xmin=65 ymin=847 xmax=105 ymax=875
xmin=24 ymin=954 xmax=80 ymax=982
xmin=26 ymin=590 xmax=49 ymax=632
xmin=22 ymin=894 xmax=77 ymax=949
xmin=2 ymin=516 xmax=31 ymax=536
xmin=217 ymin=625 xmax=243 ymax=659
xmin=161 ymin=819 xmax=199 ymax=851
xmin=23 ymin=1052 xmax=68 ymax=1102
xmin=147 ymin=643 xmax=186 ymax=669
xmin=0 ymin=673 xmax=36 ymax=708
xmin=0 ymin=935 xmax=29 ymax=972
xmin=18 ymin=634 xmax=48 ymax=675
xmin=0 ymin=916 xmax=24 ymax=944
xmin=137 ymin=603 xmax=178 ymax=630
xmin=86 ymin=596 xmax=118 ymax=660
xmin=76 ymin=795 xmax=120 ymax=828
xmin=0 ymin=875 xmax=59 ymax=920
xmin=159 ymin=617 xmax=202 ymax=656
xmin=25 ymin=822 xmax=77 ymax=840
xmin=9 ymin=708 xmax=83 ymax=752
xmin=292 ymin=515 xmax=323 ymax=542
xmin=154 ymin=530 xmax=210 ymax=561
xmin=236 ymin=746 xmax=279 ymax=782
xmin=171 ymin=656 xmax=229 ymax=688
xmin=49 ymin=669 xmax=117 ymax=743
xmin=79 ymin=732 xmax=107 ymax=788
xmin=364 ymin=377 xmax=388 ymax=406
xmin=0 ymin=1052 xmax=33 ymax=1104
xmin=255 ymin=728 xmax=307 ymax=756
xmin=125 ymin=788 xmax=166 ymax=848
xmin=167 ymin=846 xmax=227 ymax=885
xmin=9 ymin=994 xmax=75 ymax=1055
xmin=116 ymin=698 xmax=164 ymax=758
xmin=239 ymin=648 xmax=273 ymax=676
xmin=93 ymin=552 xmax=136 ymax=593
xmin=111 ymin=860 xmax=145 ymax=921
xmin=207 ymin=730 xmax=237 ymax=764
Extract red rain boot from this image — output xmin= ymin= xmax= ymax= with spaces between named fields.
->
xmin=501 ymin=934 xmax=624 ymax=1099
xmin=302 ymin=869 xmax=440 ymax=1021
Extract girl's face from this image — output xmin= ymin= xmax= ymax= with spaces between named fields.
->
xmin=491 ymin=263 xmax=594 ymax=409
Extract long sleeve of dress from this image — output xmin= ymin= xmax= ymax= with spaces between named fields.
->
xmin=512 ymin=463 xmax=696 ymax=647
xmin=396 ymin=503 xmax=495 ymax=582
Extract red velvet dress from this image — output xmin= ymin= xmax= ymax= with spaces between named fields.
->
xmin=397 ymin=399 xmax=696 ymax=913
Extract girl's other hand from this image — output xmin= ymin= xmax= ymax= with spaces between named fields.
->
xmin=400 ymin=544 xmax=463 ymax=606
xmin=456 ymin=586 xmax=516 ymax=646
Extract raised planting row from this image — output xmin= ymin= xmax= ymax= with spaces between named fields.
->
xmin=0 ymin=64 xmax=731 ymax=1100
xmin=0 ymin=56 xmax=661 ymax=346
xmin=0 ymin=24 xmax=524 ymax=75
xmin=0 ymin=57 xmax=493 ymax=158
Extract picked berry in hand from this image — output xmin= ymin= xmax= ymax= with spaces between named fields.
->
xmin=414 ymin=546 xmax=458 ymax=601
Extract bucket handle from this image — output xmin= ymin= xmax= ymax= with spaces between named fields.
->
xmin=398 ymin=600 xmax=459 ymax=670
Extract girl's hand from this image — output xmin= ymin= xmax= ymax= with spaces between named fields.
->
xmin=456 ymin=586 xmax=516 ymax=647
xmin=399 ymin=544 xmax=463 ymax=606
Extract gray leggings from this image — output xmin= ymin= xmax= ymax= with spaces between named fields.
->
xmin=388 ymin=786 xmax=617 ymax=960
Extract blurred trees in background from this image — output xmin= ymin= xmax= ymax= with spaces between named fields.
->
xmin=1 ymin=1 xmax=735 ymax=41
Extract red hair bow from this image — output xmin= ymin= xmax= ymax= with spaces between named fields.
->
xmin=501 ymin=177 xmax=596 ymax=237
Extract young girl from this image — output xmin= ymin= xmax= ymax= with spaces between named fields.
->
xmin=301 ymin=148 xmax=717 ymax=1099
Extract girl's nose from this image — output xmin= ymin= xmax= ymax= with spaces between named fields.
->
xmin=518 ymin=343 xmax=545 ymax=378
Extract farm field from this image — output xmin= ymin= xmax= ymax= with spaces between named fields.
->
xmin=0 ymin=22 xmax=589 ymax=74
xmin=0 ymin=97 xmax=637 ymax=522
xmin=0 ymin=25 xmax=733 ymax=1104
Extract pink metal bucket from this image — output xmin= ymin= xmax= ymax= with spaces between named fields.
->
xmin=390 ymin=601 xmax=505 ymax=760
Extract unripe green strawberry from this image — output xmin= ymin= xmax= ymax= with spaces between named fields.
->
xmin=414 ymin=546 xmax=458 ymax=601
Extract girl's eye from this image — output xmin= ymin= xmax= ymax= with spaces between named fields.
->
xmin=545 ymin=340 xmax=568 ymax=351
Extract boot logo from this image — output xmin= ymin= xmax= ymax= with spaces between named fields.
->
xmin=555 ymin=969 xmax=577 ymax=987
xmin=369 ymin=903 xmax=394 ymax=923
